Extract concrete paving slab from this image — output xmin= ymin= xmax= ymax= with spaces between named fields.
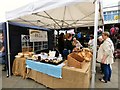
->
xmin=33 ymin=82 xmax=46 ymax=88
xmin=95 ymin=59 xmax=119 ymax=88
xmin=2 ymin=77 xmax=20 ymax=88
xmin=13 ymin=78 xmax=37 ymax=88
xmin=0 ymin=77 xmax=2 ymax=90
xmin=0 ymin=64 xmax=2 ymax=77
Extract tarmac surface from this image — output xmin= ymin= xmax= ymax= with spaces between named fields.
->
xmin=0 ymin=59 xmax=119 ymax=89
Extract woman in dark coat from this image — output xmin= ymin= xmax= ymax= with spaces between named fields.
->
xmin=58 ymin=33 xmax=65 ymax=56
xmin=63 ymin=33 xmax=75 ymax=58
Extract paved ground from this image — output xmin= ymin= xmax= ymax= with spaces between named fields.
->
xmin=0 ymin=64 xmax=2 ymax=90
xmin=95 ymin=59 xmax=119 ymax=89
xmin=1 ymin=59 xmax=119 ymax=89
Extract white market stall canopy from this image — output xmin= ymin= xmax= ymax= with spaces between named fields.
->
xmin=5 ymin=1 xmax=103 ymax=88
xmin=5 ymin=0 xmax=104 ymax=29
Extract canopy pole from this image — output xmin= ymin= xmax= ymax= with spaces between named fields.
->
xmin=90 ymin=0 xmax=99 ymax=88
xmin=33 ymin=42 xmax=35 ymax=52
xmin=102 ymin=25 xmax=104 ymax=32
xmin=6 ymin=21 xmax=11 ymax=77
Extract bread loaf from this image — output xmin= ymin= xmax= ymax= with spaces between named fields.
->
xmin=70 ymin=53 xmax=84 ymax=62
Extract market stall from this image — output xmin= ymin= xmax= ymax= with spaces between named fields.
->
xmin=12 ymin=58 xmax=91 ymax=88
xmin=12 ymin=48 xmax=92 ymax=88
xmin=5 ymin=0 xmax=104 ymax=88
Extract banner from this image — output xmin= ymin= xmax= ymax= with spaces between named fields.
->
xmin=29 ymin=29 xmax=48 ymax=42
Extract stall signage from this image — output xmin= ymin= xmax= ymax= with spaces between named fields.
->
xmin=29 ymin=29 xmax=48 ymax=42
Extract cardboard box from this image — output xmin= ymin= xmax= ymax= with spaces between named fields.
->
xmin=67 ymin=53 xmax=86 ymax=69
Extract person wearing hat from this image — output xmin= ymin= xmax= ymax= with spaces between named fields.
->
xmin=88 ymin=35 xmax=94 ymax=50
xmin=97 ymin=36 xmax=104 ymax=73
xmin=72 ymin=37 xmax=83 ymax=49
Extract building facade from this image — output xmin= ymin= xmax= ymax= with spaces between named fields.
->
xmin=103 ymin=5 xmax=120 ymax=24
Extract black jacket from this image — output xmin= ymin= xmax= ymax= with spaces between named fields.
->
xmin=64 ymin=40 xmax=75 ymax=51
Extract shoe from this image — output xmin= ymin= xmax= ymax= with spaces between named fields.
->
xmin=108 ymin=79 xmax=110 ymax=82
xmin=99 ymin=78 xmax=107 ymax=83
xmin=2 ymin=68 xmax=6 ymax=71
xmin=6 ymin=75 xmax=9 ymax=78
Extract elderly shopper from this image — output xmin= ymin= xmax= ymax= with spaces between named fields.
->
xmin=72 ymin=37 xmax=83 ymax=49
xmin=97 ymin=36 xmax=104 ymax=73
xmin=88 ymin=35 xmax=94 ymax=50
xmin=0 ymin=33 xmax=6 ymax=71
xmin=97 ymin=32 xmax=114 ymax=83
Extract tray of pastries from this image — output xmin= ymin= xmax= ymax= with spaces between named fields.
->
xmin=36 ymin=56 xmax=64 ymax=65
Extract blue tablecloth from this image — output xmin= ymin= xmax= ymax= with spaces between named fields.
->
xmin=26 ymin=60 xmax=65 ymax=78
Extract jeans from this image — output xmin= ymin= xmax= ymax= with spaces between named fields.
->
xmin=103 ymin=64 xmax=112 ymax=81
xmin=0 ymin=52 xmax=5 ymax=64
xmin=63 ymin=49 xmax=71 ymax=60
xmin=100 ymin=63 xmax=104 ymax=73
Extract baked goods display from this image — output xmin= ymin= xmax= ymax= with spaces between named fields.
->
xmin=81 ymin=48 xmax=92 ymax=61
xmin=70 ymin=52 xmax=84 ymax=62
xmin=15 ymin=51 xmax=64 ymax=65
xmin=36 ymin=52 xmax=64 ymax=65
xmin=39 ymin=57 xmax=63 ymax=65
xmin=15 ymin=52 xmax=34 ymax=58
xmin=73 ymin=48 xmax=81 ymax=52
xmin=68 ymin=48 xmax=93 ymax=62
xmin=67 ymin=48 xmax=92 ymax=69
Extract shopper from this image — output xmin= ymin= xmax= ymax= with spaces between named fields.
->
xmin=77 ymin=32 xmax=82 ymax=42
xmin=114 ymin=35 xmax=120 ymax=59
xmin=72 ymin=37 xmax=83 ymax=49
xmin=0 ymin=46 xmax=5 ymax=64
xmin=110 ymin=25 xmax=116 ymax=36
xmin=97 ymin=36 xmax=104 ymax=73
xmin=88 ymin=35 xmax=94 ymax=50
xmin=98 ymin=32 xmax=114 ymax=83
xmin=0 ymin=33 xmax=6 ymax=71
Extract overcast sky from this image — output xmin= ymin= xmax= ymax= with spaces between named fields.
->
xmin=0 ymin=0 xmax=120 ymax=22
